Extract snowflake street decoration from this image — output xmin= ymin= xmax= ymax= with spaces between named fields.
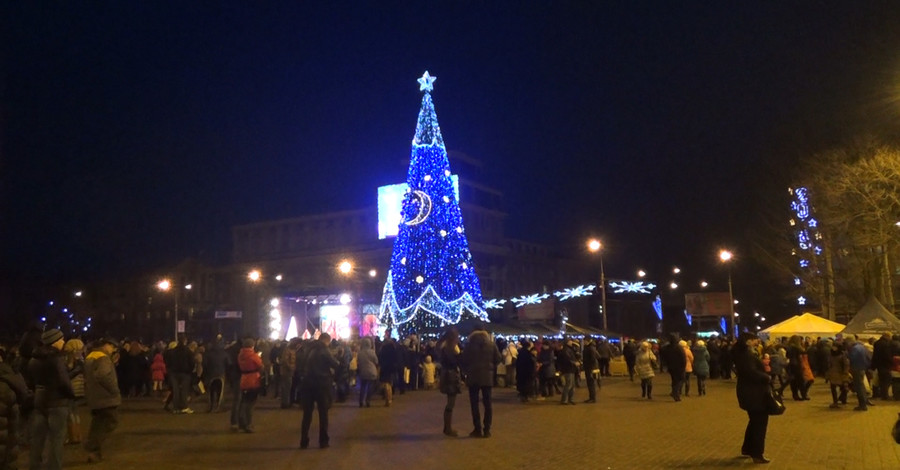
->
xmin=510 ymin=293 xmax=550 ymax=307
xmin=609 ymin=281 xmax=657 ymax=294
xmin=552 ymin=284 xmax=596 ymax=301
xmin=483 ymin=298 xmax=507 ymax=310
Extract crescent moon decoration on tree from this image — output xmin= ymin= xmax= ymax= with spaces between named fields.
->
xmin=403 ymin=190 xmax=432 ymax=226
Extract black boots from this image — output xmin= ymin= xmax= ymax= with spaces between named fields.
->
xmin=443 ymin=410 xmax=457 ymax=437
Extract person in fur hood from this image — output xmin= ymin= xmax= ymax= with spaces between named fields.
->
xmin=459 ymin=322 xmax=501 ymax=438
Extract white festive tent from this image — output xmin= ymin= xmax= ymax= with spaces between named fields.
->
xmin=840 ymin=297 xmax=900 ymax=339
xmin=759 ymin=312 xmax=845 ymax=340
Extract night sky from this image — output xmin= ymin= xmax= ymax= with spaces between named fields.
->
xmin=4 ymin=2 xmax=900 ymax=311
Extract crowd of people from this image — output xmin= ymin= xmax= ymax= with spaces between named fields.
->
xmin=1 ymin=322 xmax=898 ymax=468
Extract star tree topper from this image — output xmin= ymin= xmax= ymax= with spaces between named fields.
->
xmin=417 ymin=71 xmax=436 ymax=92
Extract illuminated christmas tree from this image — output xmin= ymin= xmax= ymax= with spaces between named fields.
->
xmin=379 ymin=71 xmax=488 ymax=336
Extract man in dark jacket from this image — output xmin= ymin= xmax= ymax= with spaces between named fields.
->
xmin=582 ymin=338 xmax=601 ymax=403
xmin=622 ymin=339 xmax=637 ymax=381
xmin=872 ymin=332 xmax=894 ymax=400
xmin=167 ymin=335 xmax=195 ymax=414
xmin=556 ymin=339 xmax=579 ymax=405
xmin=377 ymin=334 xmax=401 ymax=406
xmin=299 ymin=333 xmax=340 ymax=449
xmin=660 ymin=334 xmax=686 ymax=402
xmin=27 ymin=328 xmax=74 ymax=470
xmin=83 ymin=338 xmax=121 ymax=463
xmin=459 ymin=322 xmax=501 ymax=438
xmin=203 ymin=338 xmax=228 ymax=413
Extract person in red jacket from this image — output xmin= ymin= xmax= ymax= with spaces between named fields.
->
xmin=236 ymin=337 xmax=263 ymax=433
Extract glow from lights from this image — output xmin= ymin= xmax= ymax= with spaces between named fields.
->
xmin=338 ymin=261 xmax=353 ymax=274
xmin=270 ymin=298 xmax=280 ymax=307
xmin=275 ymin=274 xmax=283 ymax=281
xmin=637 ymin=270 xmax=646 ymax=278
xmin=185 ymin=284 xmax=192 ymax=290
xmin=248 ymin=270 xmax=261 ymax=282
xmin=609 ymin=281 xmax=656 ymax=294
xmin=417 ymin=70 xmax=436 ymax=92
xmin=653 ymin=295 xmax=663 ymax=320
xmin=552 ymin=284 xmax=596 ymax=301
xmin=719 ymin=250 xmax=733 ymax=263
xmin=339 ymin=293 xmax=352 ymax=305
xmin=700 ymin=281 xmax=708 ymax=288
xmin=587 ymin=239 xmax=601 ymax=252
xmin=369 ymin=269 xmax=378 ymax=278
xmin=157 ymin=280 xmax=171 ymax=291
xmin=673 ymin=267 xmax=681 ymax=274
xmin=670 ymin=282 xmax=678 ymax=289
xmin=75 ymin=291 xmax=82 ymax=297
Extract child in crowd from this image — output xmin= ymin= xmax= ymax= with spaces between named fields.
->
xmin=422 ymin=355 xmax=436 ymax=390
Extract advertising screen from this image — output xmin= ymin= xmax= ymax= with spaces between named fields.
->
xmin=319 ymin=305 xmax=352 ymax=340
xmin=377 ymin=175 xmax=459 ymax=239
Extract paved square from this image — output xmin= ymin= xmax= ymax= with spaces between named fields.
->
xmin=23 ymin=377 xmax=900 ymax=469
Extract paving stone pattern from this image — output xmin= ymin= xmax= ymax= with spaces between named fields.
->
xmin=23 ymin=378 xmax=900 ymax=470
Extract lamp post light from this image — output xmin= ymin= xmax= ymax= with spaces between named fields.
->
xmin=156 ymin=279 xmax=179 ymax=340
xmin=719 ymin=249 xmax=735 ymax=337
xmin=587 ymin=239 xmax=608 ymax=332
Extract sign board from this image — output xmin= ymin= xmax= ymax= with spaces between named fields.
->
xmin=684 ymin=293 xmax=732 ymax=317
xmin=517 ymin=299 xmax=555 ymax=321
xmin=214 ymin=310 xmax=243 ymax=319
xmin=176 ymin=320 xmax=185 ymax=333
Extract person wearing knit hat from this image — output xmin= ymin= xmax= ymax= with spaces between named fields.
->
xmin=28 ymin=328 xmax=75 ymax=470
xmin=41 ymin=328 xmax=64 ymax=347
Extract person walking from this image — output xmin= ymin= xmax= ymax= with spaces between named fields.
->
xmin=278 ymin=339 xmax=301 ymax=409
xmin=635 ymin=341 xmax=657 ymax=399
xmin=83 ymin=338 xmax=121 ymax=463
xmin=873 ymin=332 xmax=894 ymax=400
xmin=202 ymin=337 xmax=228 ymax=413
xmin=692 ymin=340 xmax=710 ymax=396
xmin=459 ymin=322 xmax=501 ymax=438
xmin=848 ymin=338 xmax=872 ymax=411
xmin=437 ymin=328 xmax=462 ymax=437
xmin=597 ymin=339 xmax=612 ymax=377
xmin=733 ymin=332 xmax=772 ymax=465
xmin=660 ymin=334 xmax=686 ymax=402
xmin=236 ymin=338 xmax=262 ymax=433
xmin=300 ymin=333 xmax=340 ymax=449
xmin=378 ymin=332 xmax=401 ymax=407
xmin=515 ymin=339 xmax=537 ymax=402
xmin=556 ymin=338 xmax=578 ymax=405
xmin=27 ymin=328 xmax=75 ymax=470
xmin=167 ymin=335 xmax=195 ymax=414
xmin=681 ymin=340 xmax=694 ymax=397
xmin=0 ymin=347 xmax=30 ymax=470
xmin=623 ymin=339 xmax=637 ymax=381
xmin=581 ymin=337 xmax=601 ymax=403
xmin=825 ymin=341 xmax=850 ymax=408
xmin=356 ymin=338 xmax=378 ymax=408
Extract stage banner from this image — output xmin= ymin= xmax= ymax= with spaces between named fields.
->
xmin=684 ymin=292 xmax=731 ymax=316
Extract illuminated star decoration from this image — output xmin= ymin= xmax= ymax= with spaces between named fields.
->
xmin=483 ymin=299 xmax=507 ymax=310
xmin=553 ymin=284 xmax=596 ymax=301
xmin=510 ymin=293 xmax=550 ymax=307
xmin=417 ymin=71 xmax=436 ymax=92
xmin=609 ymin=281 xmax=657 ymax=294
xmin=798 ymin=296 xmax=807 ymax=305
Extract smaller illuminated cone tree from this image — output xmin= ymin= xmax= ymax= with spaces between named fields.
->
xmin=379 ymin=72 xmax=488 ymax=336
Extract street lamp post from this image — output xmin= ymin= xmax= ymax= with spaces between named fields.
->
xmin=719 ymin=250 xmax=735 ymax=337
xmin=157 ymin=279 xmax=178 ymax=340
xmin=587 ymin=239 xmax=608 ymax=332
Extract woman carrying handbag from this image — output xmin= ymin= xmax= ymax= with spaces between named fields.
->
xmin=733 ymin=333 xmax=775 ymax=464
